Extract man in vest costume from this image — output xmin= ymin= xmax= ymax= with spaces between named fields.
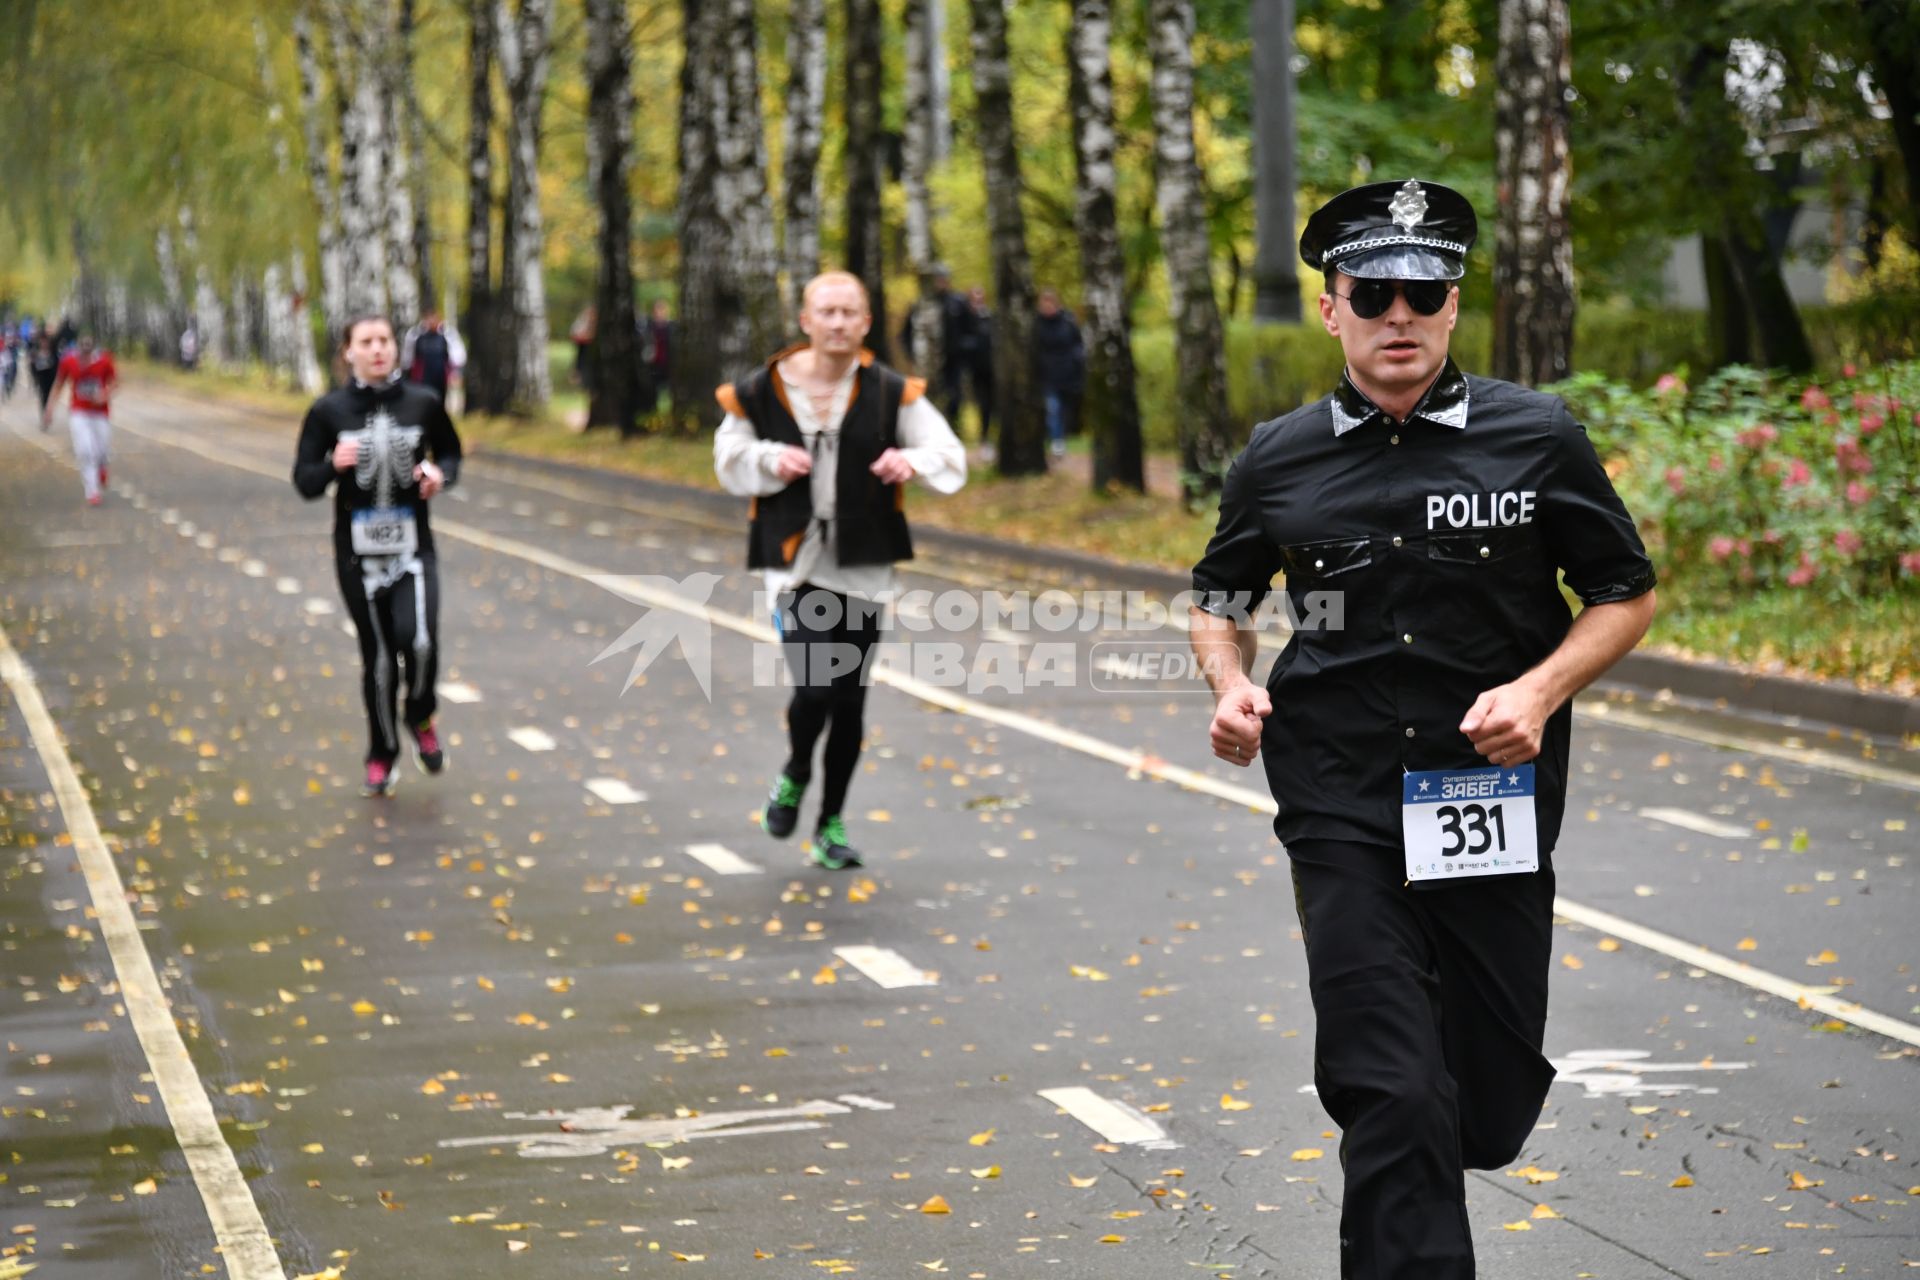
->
xmin=715 ymin=271 xmax=967 ymax=869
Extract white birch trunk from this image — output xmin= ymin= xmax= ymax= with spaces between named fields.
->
xmin=781 ymin=0 xmax=826 ymax=317
xmin=903 ymin=0 xmax=943 ymax=382
xmin=1069 ymin=0 xmax=1144 ymax=491
xmin=1147 ymin=0 xmax=1233 ymax=496
xmin=497 ymin=0 xmax=554 ymax=406
xmin=294 ymin=5 xmax=346 ymax=333
xmin=716 ymin=0 xmax=782 ymax=367
xmin=1491 ymin=0 xmax=1574 ymax=385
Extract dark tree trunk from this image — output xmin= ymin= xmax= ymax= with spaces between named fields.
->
xmin=1700 ymin=236 xmax=1751 ymax=368
xmin=969 ymin=0 xmax=1046 ymax=476
xmin=844 ymin=0 xmax=889 ymax=354
xmin=1069 ymin=0 xmax=1145 ymax=492
xmin=673 ymin=0 xmax=727 ymax=425
xmin=1860 ymin=0 xmax=1920 ymax=243
xmin=782 ymin=0 xmax=826 ymax=317
xmin=497 ymin=0 xmax=556 ymax=409
xmin=585 ymin=0 xmax=641 ymax=434
xmin=1491 ymin=0 xmax=1575 ymax=385
xmin=1251 ymin=0 xmax=1301 ymax=325
xmin=1678 ymin=40 xmax=1812 ymax=375
xmin=462 ymin=0 xmax=508 ymax=412
xmin=1147 ymin=0 xmax=1234 ymax=501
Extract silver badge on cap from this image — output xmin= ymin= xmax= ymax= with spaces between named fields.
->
xmin=1389 ymin=180 xmax=1428 ymax=232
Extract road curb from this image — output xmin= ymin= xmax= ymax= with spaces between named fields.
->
xmin=472 ymin=444 xmax=1916 ymax=739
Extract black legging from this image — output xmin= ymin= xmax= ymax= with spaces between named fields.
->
xmin=338 ymin=552 xmax=441 ymax=763
xmin=32 ymin=369 xmax=57 ymax=412
xmin=779 ymin=585 xmax=881 ymax=821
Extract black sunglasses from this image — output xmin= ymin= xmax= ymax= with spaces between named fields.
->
xmin=1333 ymin=279 xmax=1451 ymax=320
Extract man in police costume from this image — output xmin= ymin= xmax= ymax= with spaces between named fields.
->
xmin=1188 ymin=180 xmax=1657 ymax=1277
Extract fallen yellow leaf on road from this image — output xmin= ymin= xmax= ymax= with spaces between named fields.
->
xmin=1503 ymin=1220 xmax=1532 ymax=1232
xmin=1671 ymin=1175 xmax=1694 ymax=1188
xmin=1531 ymin=1203 xmax=1559 ymax=1219
xmin=1290 ymin=1148 xmax=1323 ymax=1162
xmin=919 ymin=1195 xmax=952 ymax=1214
xmin=132 ymin=1178 xmax=157 ymax=1196
xmin=969 ymin=1165 xmax=1001 ymax=1179
xmin=969 ymin=1129 xmax=995 ymax=1146
xmin=1221 ymin=1094 xmax=1252 ymax=1112
xmin=1069 ymin=1174 xmax=1099 ymax=1188
xmin=1789 ymin=1171 xmax=1823 ymax=1190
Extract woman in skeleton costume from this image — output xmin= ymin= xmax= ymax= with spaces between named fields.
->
xmin=294 ymin=314 xmax=464 ymax=795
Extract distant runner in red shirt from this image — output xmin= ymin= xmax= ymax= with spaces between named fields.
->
xmin=47 ymin=333 xmax=117 ymax=505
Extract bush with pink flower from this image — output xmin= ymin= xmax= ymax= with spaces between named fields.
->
xmin=1556 ymin=361 xmax=1920 ymax=612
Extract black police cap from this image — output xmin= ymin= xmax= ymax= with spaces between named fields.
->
xmin=1299 ymin=179 xmax=1478 ymax=282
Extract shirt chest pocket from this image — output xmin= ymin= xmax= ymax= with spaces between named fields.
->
xmin=1280 ymin=536 xmax=1373 ymax=583
xmin=1428 ymin=525 xmax=1539 ymax=566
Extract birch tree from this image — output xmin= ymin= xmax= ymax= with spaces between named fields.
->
xmin=463 ymin=0 xmax=505 ymax=411
xmin=294 ymin=4 xmax=345 ymax=332
xmin=844 ymin=0 xmax=889 ymax=351
xmin=782 ymin=0 xmax=826 ymax=317
xmin=904 ymin=0 xmax=944 ymax=385
xmin=717 ymin=0 xmax=783 ymax=365
xmin=497 ymin=0 xmax=556 ymax=408
xmin=1068 ymin=0 xmax=1144 ymax=492
xmin=674 ymin=0 xmax=728 ymax=418
xmin=329 ymin=5 xmax=388 ymax=318
xmin=398 ymin=0 xmax=436 ymax=310
xmin=585 ymin=0 xmax=642 ymax=433
xmin=969 ymin=0 xmax=1046 ymax=476
xmin=1491 ymin=0 xmax=1574 ymax=385
xmin=378 ymin=0 xmax=422 ymax=331
xmin=1147 ymin=0 xmax=1233 ymax=501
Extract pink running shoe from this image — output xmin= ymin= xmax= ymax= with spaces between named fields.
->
xmin=410 ymin=721 xmax=445 ymax=774
xmin=364 ymin=758 xmax=396 ymax=796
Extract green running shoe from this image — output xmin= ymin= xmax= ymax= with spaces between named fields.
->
xmin=808 ymin=814 xmax=862 ymax=870
xmin=762 ymin=773 xmax=804 ymax=839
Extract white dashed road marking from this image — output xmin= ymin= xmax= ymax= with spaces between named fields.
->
xmin=583 ymin=778 xmax=647 ymax=805
xmin=438 ymin=681 xmax=483 ymax=704
xmin=1037 ymin=1086 xmax=1179 ymax=1151
xmin=832 ymin=945 xmax=936 ymax=989
xmin=275 ymin=577 xmax=301 ymax=594
xmin=508 ymin=726 xmax=557 ymax=753
xmin=302 ymin=597 xmax=335 ymax=616
xmin=684 ymin=842 xmax=761 ymax=875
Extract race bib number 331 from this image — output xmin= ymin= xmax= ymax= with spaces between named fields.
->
xmin=1402 ymin=764 xmax=1539 ymax=882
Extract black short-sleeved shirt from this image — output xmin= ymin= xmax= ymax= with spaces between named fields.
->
xmin=1191 ymin=359 xmax=1656 ymax=853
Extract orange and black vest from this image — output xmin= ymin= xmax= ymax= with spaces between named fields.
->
xmin=718 ymin=351 xmax=924 ymax=571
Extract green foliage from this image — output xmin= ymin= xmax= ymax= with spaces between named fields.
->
xmin=1553 ymin=360 xmax=1920 ymax=615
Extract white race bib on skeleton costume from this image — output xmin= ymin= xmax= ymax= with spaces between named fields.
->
xmin=343 ymin=408 xmax=423 ymax=559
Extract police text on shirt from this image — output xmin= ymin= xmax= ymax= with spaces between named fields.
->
xmin=1426 ymin=490 xmax=1535 ymax=530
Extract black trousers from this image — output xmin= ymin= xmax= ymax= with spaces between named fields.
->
xmin=1288 ymin=839 xmax=1557 ymax=1280
xmin=778 ymin=584 xmax=880 ymax=821
xmin=338 ymin=553 xmax=441 ymax=763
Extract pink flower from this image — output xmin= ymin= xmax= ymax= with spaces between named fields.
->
xmin=1842 ymin=363 xmax=1857 ymax=378
xmin=1833 ymin=528 xmax=1862 ymax=556
xmin=1655 ymin=373 xmax=1686 ymax=396
xmin=1786 ymin=554 xmax=1818 ymax=587
xmin=1761 ymin=528 xmax=1784 ymax=546
xmin=1802 ymin=386 xmax=1831 ymax=411
xmin=1707 ymin=453 xmax=1726 ymax=472
xmin=1902 ymin=551 xmax=1920 ymax=577
xmin=1736 ymin=423 xmax=1778 ymax=448
xmin=1736 ymin=538 xmax=1753 ymax=557
xmin=1860 ymin=412 xmax=1885 ymax=436
xmin=1709 ymin=536 xmax=1737 ymax=562
xmin=1781 ymin=458 xmax=1813 ymax=488
xmin=1664 ymin=465 xmax=1687 ymax=496
xmin=1846 ymin=480 xmax=1874 ymax=506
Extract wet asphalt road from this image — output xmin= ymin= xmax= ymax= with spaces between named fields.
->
xmin=0 ymin=379 xmax=1916 ymax=1279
